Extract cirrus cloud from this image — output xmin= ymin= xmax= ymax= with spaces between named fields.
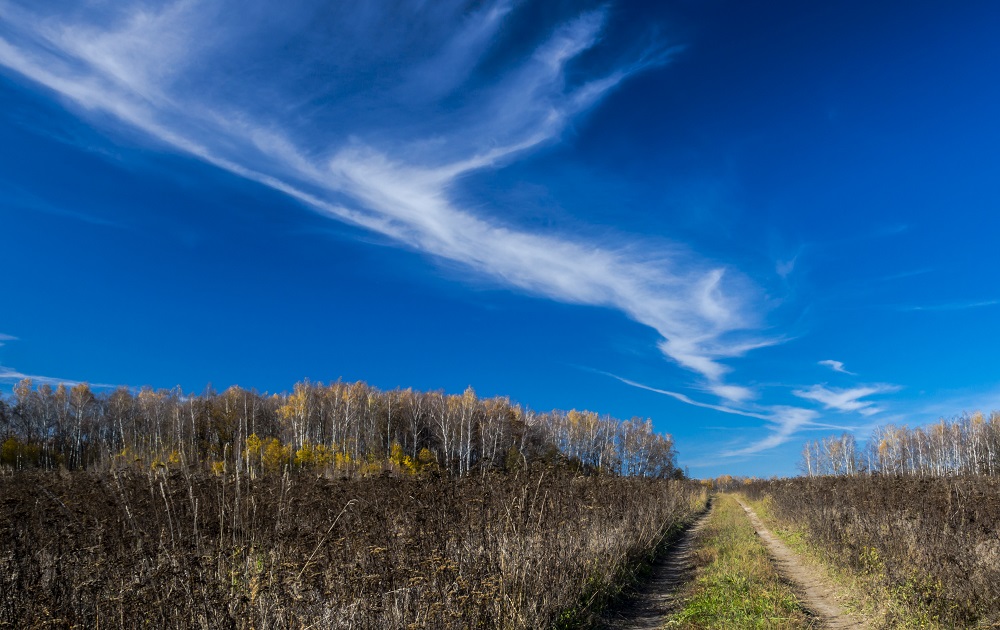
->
xmin=818 ymin=359 xmax=855 ymax=375
xmin=0 ymin=0 xmax=775 ymax=396
xmin=793 ymin=383 xmax=901 ymax=417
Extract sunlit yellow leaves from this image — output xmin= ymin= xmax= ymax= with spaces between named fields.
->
xmin=278 ymin=384 xmax=309 ymax=421
xmin=313 ymin=444 xmax=333 ymax=468
xmin=295 ymin=441 xmax=315 ymax=468
xmin=262 ymin=438 xmax=291 ymax=472
xmin=295 ymin=441 xmax=334 ymax=469
xmin=389 ymin=442 xmax=417 ymax=475
xmin=334 ymin=451 xmax=352 ymax=470
xmin=245 ymin=434 xmax=263 ymax=457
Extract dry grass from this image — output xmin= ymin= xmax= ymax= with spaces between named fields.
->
xmin=0 ymin=468 xmax=705 ymax=628
xmin=744 ymin=476 xmax=1000 ymax=628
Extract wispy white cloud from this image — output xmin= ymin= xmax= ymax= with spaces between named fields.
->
xmin=0 ymin=182 xmax=124 ymax=228
xmin=402 ymin=1 xmax=515 ymax=101
xmin=605 ymin=371 xmax=822 ymax=456
xmin=818 ymin=359 xmax=854 ymax=375
xmin=0 ymin=365 xmax=114 ymax=389
xmin=0 ymin=0 xmax=776 ymax=398
xmin=793 ymin=383 xmax=900 ymax=416
xmin=900 ymin=299 xmax=999 ymax=312
xmin=720 ymin=406 xmax=820 ymax=457
xmin=0 ymin=332 xmax=114 ymax=390
xmin=775 ymin=254 xmax=797 ymax=279
xmin=600 ymin=371 xmax=769 ymax=420
xmin=707 ymin=383 xmax=757 ymax=403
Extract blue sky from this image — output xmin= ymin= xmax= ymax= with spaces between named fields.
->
xmin=2 ymin=0 xmax=1000 ymax=476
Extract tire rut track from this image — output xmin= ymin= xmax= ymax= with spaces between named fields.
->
xmin=599 ymin=504 xmax=713 ymax=629
xmin=735 ymin=498 xmax=865 ymax=629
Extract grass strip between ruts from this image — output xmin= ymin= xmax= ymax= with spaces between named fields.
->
xmin=664 ymin=493 xmax=811 ymax=629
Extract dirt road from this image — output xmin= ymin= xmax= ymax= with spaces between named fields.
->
xmin=599 ymin=506 xmax=713 ymax=629
xmin=735 ymin=498 xmax=864 ymax=629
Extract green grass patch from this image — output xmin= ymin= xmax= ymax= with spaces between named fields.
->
xmin=665 ymin=494 xmax=811 ymax=629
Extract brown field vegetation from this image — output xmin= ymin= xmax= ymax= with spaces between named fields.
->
xmin=0 ymin=469 xmax=705 ymax=628
xmin=743 ymin=475 xmax=1000 ymax=628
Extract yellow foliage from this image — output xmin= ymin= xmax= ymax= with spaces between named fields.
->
xmin=390 ymin=442 xmax=404 ymax=463
xmin=277 ymin=386 xmax=308 ymax=421
xmin=389 ymin=442 xmax=418 ymax=475
xmin=262 ymin=438 xmax=291 ymax=472
xmin=245 ymin=433 xmax=262 ymax=457
xmin=314 ymin=444 xmax=333 ymax=468
xmin=115 ymin=446 xmax=143 ymax=467
xmin=211 ymin=460 xmax=226 ymax=475
xmin=295 ymin=441 xmax=315 ymax=468
xmin=334 ymin=451 xmax=352 ymax=470
xmin=416 ymin=447 xmax=438 ymax=473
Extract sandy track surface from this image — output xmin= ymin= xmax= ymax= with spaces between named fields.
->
xmin=735 ymin=498 xmax=865 ymax=629
xmin=599 ymin=506 xmax=713 ymax=629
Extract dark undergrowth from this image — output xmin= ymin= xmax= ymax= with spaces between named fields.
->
xmin=0 ymin=469 xmax=705 ymax=628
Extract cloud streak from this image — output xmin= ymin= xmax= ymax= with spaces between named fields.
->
xmin=720 ymin=406 xmax=820 ymax=457
xmin=0 ymin=335 xmax=114 ymax=388
xmin=600 ymin=371 xmax=770 ymax=420
xmin=606 ymin=371 xmax=823 ymax=456
xmin=0 ymin=0 xmax=774 ymax=395
xmin=900 ymin=300 xmax=1000 ymax=312
xmin=0 ymin=365 xmax=114 ymax=389
xmin=0 ymin=182 xmax=124 ymax=228
xmin=793 ymin=384 xmax=900 ymax=417
xmin=818 ymin=359 xmax=855 ymax=375
xmin=1 ymin=1 xmax=852 ymax=460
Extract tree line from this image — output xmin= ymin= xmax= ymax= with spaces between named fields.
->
xmin=0 ymin=378 xmax=681 ymax=478
xmin=800 ymin=410 xmax=1000 ymax=476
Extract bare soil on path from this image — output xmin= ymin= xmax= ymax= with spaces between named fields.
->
xmin=735 ymin=498 xmax=865 ymax=629
xmin=599 ymin=505 xmax=713 ymax=629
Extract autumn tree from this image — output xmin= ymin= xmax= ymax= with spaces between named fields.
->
xmin=0 ymin=378 xmax=684 ymax=478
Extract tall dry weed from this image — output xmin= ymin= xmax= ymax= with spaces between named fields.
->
xmin=0 ymin=469 xmax=704 ymax=628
